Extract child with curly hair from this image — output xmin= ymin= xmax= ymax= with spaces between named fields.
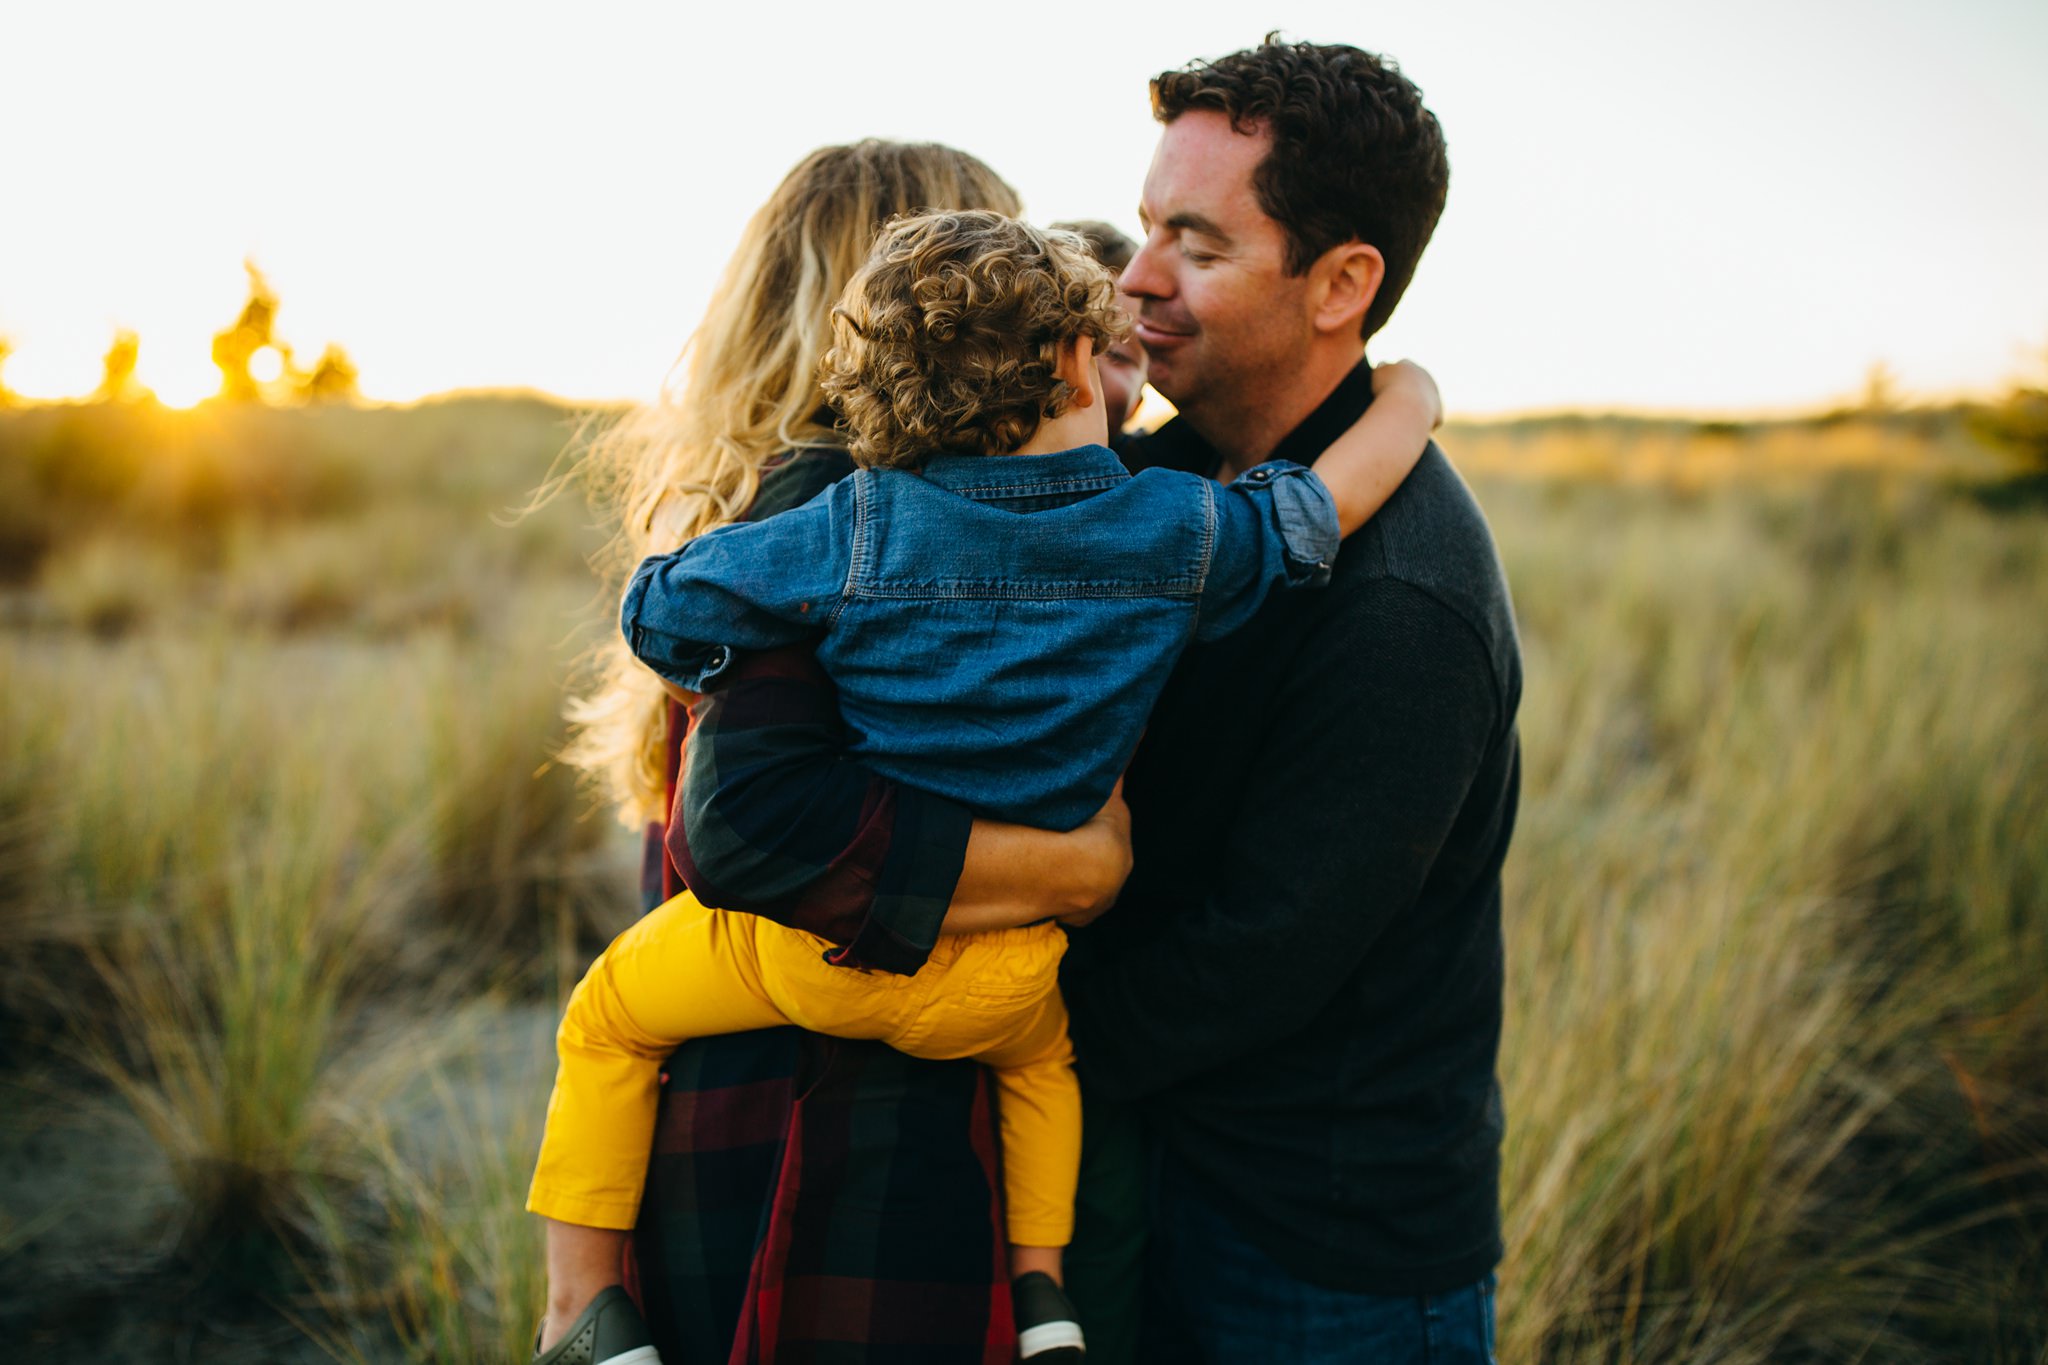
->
xmin=528 ymin=210 xmax=1442 ymax=1364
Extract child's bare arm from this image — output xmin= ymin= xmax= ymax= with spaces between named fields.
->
xmin=1315 ymin=361 xmax=1442 ymax=536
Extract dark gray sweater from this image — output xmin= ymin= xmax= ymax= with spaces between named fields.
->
xmin=1068 ymin=359 xmax=1522 ymax=1295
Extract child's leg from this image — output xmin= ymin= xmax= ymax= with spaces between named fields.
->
xmin=975 ymin=991 xmax=1088 ymax=1359
xmin=539 ymin=1218 xmax=636 ymax=1351
xmin=527 ymin=895 xmax=791 ymax=1345
xmin=530 ymin=894 xmax=790 ymax=1226
xmin=974 ymin=990 xmax=1082 ymax=1272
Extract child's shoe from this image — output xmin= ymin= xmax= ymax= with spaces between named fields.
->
xmin=532 ymin=1284 xmax=663 ymax=1365
xmin=1012 ymin=1271 xmax=1086 ymax=1361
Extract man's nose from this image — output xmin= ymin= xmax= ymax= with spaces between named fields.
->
xmin=1121 ymin=232 xmax=1173 ymax=301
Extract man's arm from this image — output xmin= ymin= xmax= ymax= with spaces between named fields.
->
xmin=1064 ymin=579 xmax=1503 ymax=1099
xmin=671 ymin=647 xmax=1130 ymax=975
xmin=946 ymin=781 xmax=1131 ymax=933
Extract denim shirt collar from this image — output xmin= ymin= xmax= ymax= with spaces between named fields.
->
xmin=915 ymin=445 xmax=1128 ymax=501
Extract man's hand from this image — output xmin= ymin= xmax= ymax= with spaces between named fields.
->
xmin=943 ymin=778 xmax=1133 ymax=935
xmin=1056 ymin=778 xmax=1134 ymax=928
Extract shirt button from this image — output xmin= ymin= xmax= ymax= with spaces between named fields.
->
xmin=1247 ymin=467 xmax=1271 ymax=482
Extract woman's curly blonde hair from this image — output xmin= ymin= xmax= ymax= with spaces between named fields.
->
xmin=819 ymin=211 xmax=1132 ymax=470
xmin=554 ymin=143 xmax=1020 ymax=827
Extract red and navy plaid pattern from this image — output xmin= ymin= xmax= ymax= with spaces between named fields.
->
xmin=668 ymin=647 xmax=972 ymax=976
xmin=633 ymin=1023 xmax=1014 ymax=1364
xmin=626 ymin=449 xmax=1009 ymax=1363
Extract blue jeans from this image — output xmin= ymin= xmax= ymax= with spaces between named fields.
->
xmin=1139 ymin=1149 xmax=1499 ymax=1364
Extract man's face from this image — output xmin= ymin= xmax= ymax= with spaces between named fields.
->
xmin=1121 ymin=111 xmax=1315 ymax=414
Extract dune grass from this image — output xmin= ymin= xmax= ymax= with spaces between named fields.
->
xmin=1487 ymin=472 xmax=2047 ymax=1360
xmin=0 ymin=397 xmax=2042 ymax=1359
xmin=0 ymin=400 xmax=633 ymax=1353
xmin=0 ymin=618 xmax=625 ymax=1296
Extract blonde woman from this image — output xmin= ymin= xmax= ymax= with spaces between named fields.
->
xmin=543 ymin=142 xmax=1132 ymax=1365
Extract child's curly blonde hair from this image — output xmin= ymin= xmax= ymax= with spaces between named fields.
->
xmin=820 ymin=210 xmax=1133 ymax=470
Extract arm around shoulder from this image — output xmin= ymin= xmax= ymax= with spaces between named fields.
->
xmin=1312 ymin=360 xmax=1440 ymax=535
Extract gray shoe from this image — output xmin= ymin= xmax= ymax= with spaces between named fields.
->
xmin=532 ymin=1285 xmax=663 ymax=1365
xmin=1013 ymin=1272 xmax=1086 ymax=1361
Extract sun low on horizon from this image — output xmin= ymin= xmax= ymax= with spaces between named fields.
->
xmin=3 ymin=0 xmax=2044 ymax=417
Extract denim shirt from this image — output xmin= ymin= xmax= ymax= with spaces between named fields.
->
xmin=623 ymin=444 xmax=1336 ymax=831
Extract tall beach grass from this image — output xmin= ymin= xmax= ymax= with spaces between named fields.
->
xmin=0 ymin=397 xmax=2042 ymax=1359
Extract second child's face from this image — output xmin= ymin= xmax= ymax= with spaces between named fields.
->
xmin=1097 ymin=287 xmax=1149 ymax=435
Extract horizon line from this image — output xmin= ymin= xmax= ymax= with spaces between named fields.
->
xmin=2 ymin=382 xmax=2021 ymax=427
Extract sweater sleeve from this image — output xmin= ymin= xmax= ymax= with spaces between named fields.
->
xmin=1063 ymin=577 xmax=1503 ymax=1098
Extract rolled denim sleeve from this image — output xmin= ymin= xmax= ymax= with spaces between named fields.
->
xmin=621 ymin=483 xmax=854 ymax=691
xmin=1194 ymin=459 xmax=1339 ymax=642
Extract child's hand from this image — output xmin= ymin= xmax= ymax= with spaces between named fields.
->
xmin=1372 ymin=360 xmax=1443 ymax=432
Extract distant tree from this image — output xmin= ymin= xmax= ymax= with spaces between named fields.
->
xmin=205 ymin=262 xmax=363 ymax=405
xmin=210 ymin=261 xmax=291 ymax=403
xmin=1964 ymin=340 xmax=2048 ymax=490
xmin=95 ymin=329 xmax=147 ymax=404
xmin=1976 ymin=380 xmax=2048 ymax=474
xmin=0 ymin=337 xmax=14 ymax=406
xmin=299 ymin=343 xmax=360 ymax=403
xmin=1860 ymin=361 xmax=1900 ymax=413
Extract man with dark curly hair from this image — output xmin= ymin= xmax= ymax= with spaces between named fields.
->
xmin=1054 ymin=35 xmax=1520 ymax=1364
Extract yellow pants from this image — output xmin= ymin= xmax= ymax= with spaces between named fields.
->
xmin=526 ymin=892 xmax=1078 ymax=1248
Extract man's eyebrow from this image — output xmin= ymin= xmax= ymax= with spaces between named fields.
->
xmin=1165 ymin=211 xmax=1231 ymax=243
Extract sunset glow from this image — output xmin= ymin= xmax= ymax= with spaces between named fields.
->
xmin=3 ymin=0 xmax=2044 ymax=414
xmin=144 ymin=352 xmax=220 ymax=409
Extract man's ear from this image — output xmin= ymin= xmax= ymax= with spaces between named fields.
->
xmin=1055 ymin=336 xmax=1100 ymax=409
xmin=1311 ymin=242 xmax=1385 ymax=337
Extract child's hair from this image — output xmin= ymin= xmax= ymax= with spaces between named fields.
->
xmin=1050 ymin=219 xmax=1138 ymax=274
xmin=820 ymin=210 xmax=1132 ymax=470
xmin=558 ymin=142 xmax=1020 ymax=828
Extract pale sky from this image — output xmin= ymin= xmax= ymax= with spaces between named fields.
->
xmin=3 ymin=0 xmax=2045 ymax=414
